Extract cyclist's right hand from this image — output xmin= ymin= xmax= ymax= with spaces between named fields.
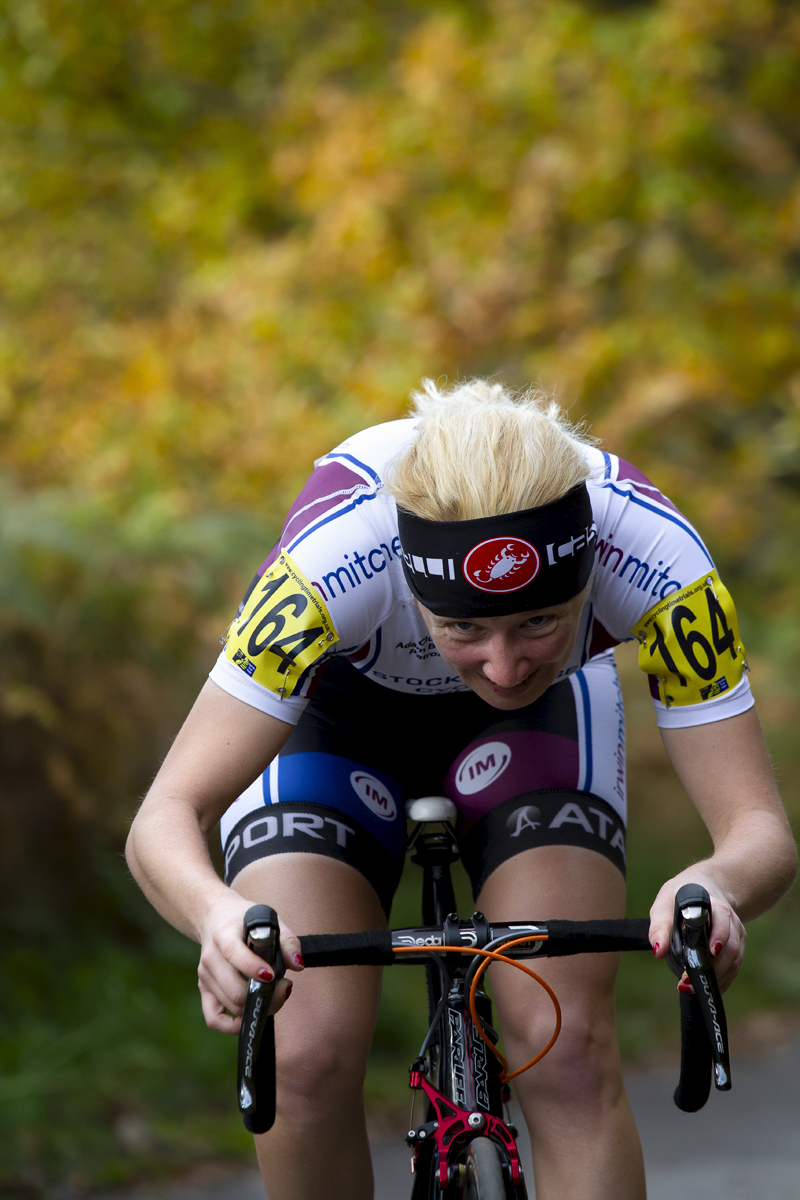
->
xmin=196 ymin=893 xmax=303 ymax=1034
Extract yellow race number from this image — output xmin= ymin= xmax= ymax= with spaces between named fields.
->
xmin=633 ymin=571 xmax=747 ymax=708
xmin=223 ymin=551 xmax=337 ymax=698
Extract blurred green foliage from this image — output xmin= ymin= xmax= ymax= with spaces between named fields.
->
xmin=0 ymin=939 xmax=249 ymax=1190
xmin=1 ymin=0 xmax=799 ymax=1190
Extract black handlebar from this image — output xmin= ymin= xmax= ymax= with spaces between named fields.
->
xmin=236 ymin=894 xmax=731 ymax=1132
xmin=297 ymin=918 xmax=652 ymax=965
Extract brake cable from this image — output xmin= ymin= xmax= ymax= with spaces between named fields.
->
xmin=393 ymin=935 xmax=561 ymax=1082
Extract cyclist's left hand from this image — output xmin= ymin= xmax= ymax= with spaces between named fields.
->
xmin=648 ymin=871 xmax=746 ymax=993
xmin=196 ymin=894 xmax=302 ymax=1033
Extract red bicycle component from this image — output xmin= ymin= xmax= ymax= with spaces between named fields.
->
xmin=409 ymin=1068 xmax=521 ymax=1188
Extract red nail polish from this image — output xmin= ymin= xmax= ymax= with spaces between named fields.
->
xmin=652 ymin=942 xmax=660 ymax=956
xmin=713 ymin=941 xmax=723 ymax=956
xmin=258 ymin=967 xmax=274 ymax=981
xmin=294 ymin=953 xmax=304 ymax=969
xmin=678 ymin=979 xmax=693 ymax=993
xmin=285 ymin=982 xmax=294 ymax=998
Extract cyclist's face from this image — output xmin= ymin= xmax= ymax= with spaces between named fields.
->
xmin=417 ymin=591 xmax=587 ymax=710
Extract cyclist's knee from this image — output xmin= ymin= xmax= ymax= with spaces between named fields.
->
xmin=505 ymin=999 xmax=621 ymax=1107
xmin=273 ymin=984 xmax=376 ymax=1122
xmin=275 ymin=1033 xmax=366 ymax=1121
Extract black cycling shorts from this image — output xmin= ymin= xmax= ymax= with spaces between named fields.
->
xmin=220 ymin=651 xmax=627 ymax=915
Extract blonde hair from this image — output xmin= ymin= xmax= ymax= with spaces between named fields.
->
xmin=386 ymin=378 xmax=593 ymax=521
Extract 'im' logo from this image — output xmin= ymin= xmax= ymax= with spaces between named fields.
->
xmin=455 ymin=742 xmax=512 ymax=795
xmin=350 ymin=771 xmax=397 ymax=820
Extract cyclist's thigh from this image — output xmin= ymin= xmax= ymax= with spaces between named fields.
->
xmin=451 ymin=650 xmax=627 ymax=1028
xmin=232 ymin=852 xmax=386 ymax=1068
xmin=477 ymin=844 xmax=624 ymax=1063
xmin=221 ymin=677 xmax=407 ymax=1070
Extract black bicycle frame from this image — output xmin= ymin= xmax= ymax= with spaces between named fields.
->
xmin=411 ymin=825 xmax=503 ymax=1109
xmin=406 ymin=822 xmax=515 ymax=1194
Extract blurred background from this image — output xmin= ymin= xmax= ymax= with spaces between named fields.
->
xmin=1 ymin=0 xmax=799 ymax=1191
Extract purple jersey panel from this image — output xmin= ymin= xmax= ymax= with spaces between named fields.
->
xmin=616 ymin=459 xmax=680 ymax=514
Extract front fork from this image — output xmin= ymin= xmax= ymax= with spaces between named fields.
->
xmin=406 ymin=1069 xmax=521 ymax=1190
xmin=406 ymin=992 xmax=520 ymax=1192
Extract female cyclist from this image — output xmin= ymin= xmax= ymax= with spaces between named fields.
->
xmin=126 ymin=380 xmax=796 ymax=1200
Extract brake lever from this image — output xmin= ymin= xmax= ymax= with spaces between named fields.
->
xmin=237 ymin=904 xmax=285 ymax=1133
xmin=668 ymin=883 xmax=731 ymax=1092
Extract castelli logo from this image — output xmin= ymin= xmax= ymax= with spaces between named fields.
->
xmin=463 ymin=537 xmax=540 ymax=593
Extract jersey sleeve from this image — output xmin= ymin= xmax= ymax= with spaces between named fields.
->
xmin=209 ymin=549 xmax=338 ymax=724
xmin=588 ymin=454 xmax=754 ymax=729
xmin=208 ymin=426 xmax=410 ymax=723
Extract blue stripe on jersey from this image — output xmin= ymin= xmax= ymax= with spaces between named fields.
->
xmin=324 ymin=451 xmax=382 ymax=486
xmin=603 ymin=452 xmax=612 ymax=480
xmin=287 ymin=488 xmax=378 ymax=553
xmin=576 ymin=669 xmax=593 ymax=793
xmin=602 ymin=482 xmax=713 ymax=565
xmin=580 ymin=602 xmax=594 ymax=667
xmin=356 ymin=627 xmax=382 ymax=674
xmin=293 ymin=657 xmax=325 ymax=696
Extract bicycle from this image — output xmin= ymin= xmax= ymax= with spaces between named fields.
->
xmin=235 ymin=796 xmax=732 ymax=1198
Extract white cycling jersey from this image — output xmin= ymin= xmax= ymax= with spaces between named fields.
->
xmin=210 ymin=419 xmax=753 ymax=730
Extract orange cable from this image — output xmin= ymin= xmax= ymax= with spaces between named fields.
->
xmin=393 ymin=937 xmax=561 ymax=1082
xmin=468 ymin=936 xmax=561 ymax=1080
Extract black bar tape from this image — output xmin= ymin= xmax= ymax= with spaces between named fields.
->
xmin=674 ymin=991 xmax=712 ymax=1112
xmin=544 ymin=919 xmax=651 ymax=955
xmin=298 ymin=930 xmax=395 ymax=966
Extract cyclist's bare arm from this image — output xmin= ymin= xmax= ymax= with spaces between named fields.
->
xmin=650 ymin=706 xmax=797 ymax=990
xmin=126 ymin=679 xmax=302 ymax=1033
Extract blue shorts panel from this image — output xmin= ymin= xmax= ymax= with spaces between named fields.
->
xmin=269 ymin=752 xmax=407 ymax=856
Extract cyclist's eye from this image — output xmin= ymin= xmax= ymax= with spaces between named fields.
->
xmin=450 ymin=622 xmax=476 ymax=633
xmin=525 ymin=616 xmax=551 ymax=628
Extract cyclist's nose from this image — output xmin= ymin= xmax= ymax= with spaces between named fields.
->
xmin=481 ymin=642 xmax=531 ymax=688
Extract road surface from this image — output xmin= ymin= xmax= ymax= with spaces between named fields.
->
xmin=103 ymin=1035 xmax=800 ymax=1199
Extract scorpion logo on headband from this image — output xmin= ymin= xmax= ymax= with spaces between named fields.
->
xmin=463 ymin=537 xmax=541 ymax=594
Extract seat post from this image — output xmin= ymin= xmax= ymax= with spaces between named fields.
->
xmin=406 ymin=797 xmax=460 ymax=926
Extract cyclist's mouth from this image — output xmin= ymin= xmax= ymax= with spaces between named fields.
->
xmin=485 ymin=671 xmax=537 ymax=698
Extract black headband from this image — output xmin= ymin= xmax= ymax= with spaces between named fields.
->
xmin=397 ymin=484 xmax=596 ymax=617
